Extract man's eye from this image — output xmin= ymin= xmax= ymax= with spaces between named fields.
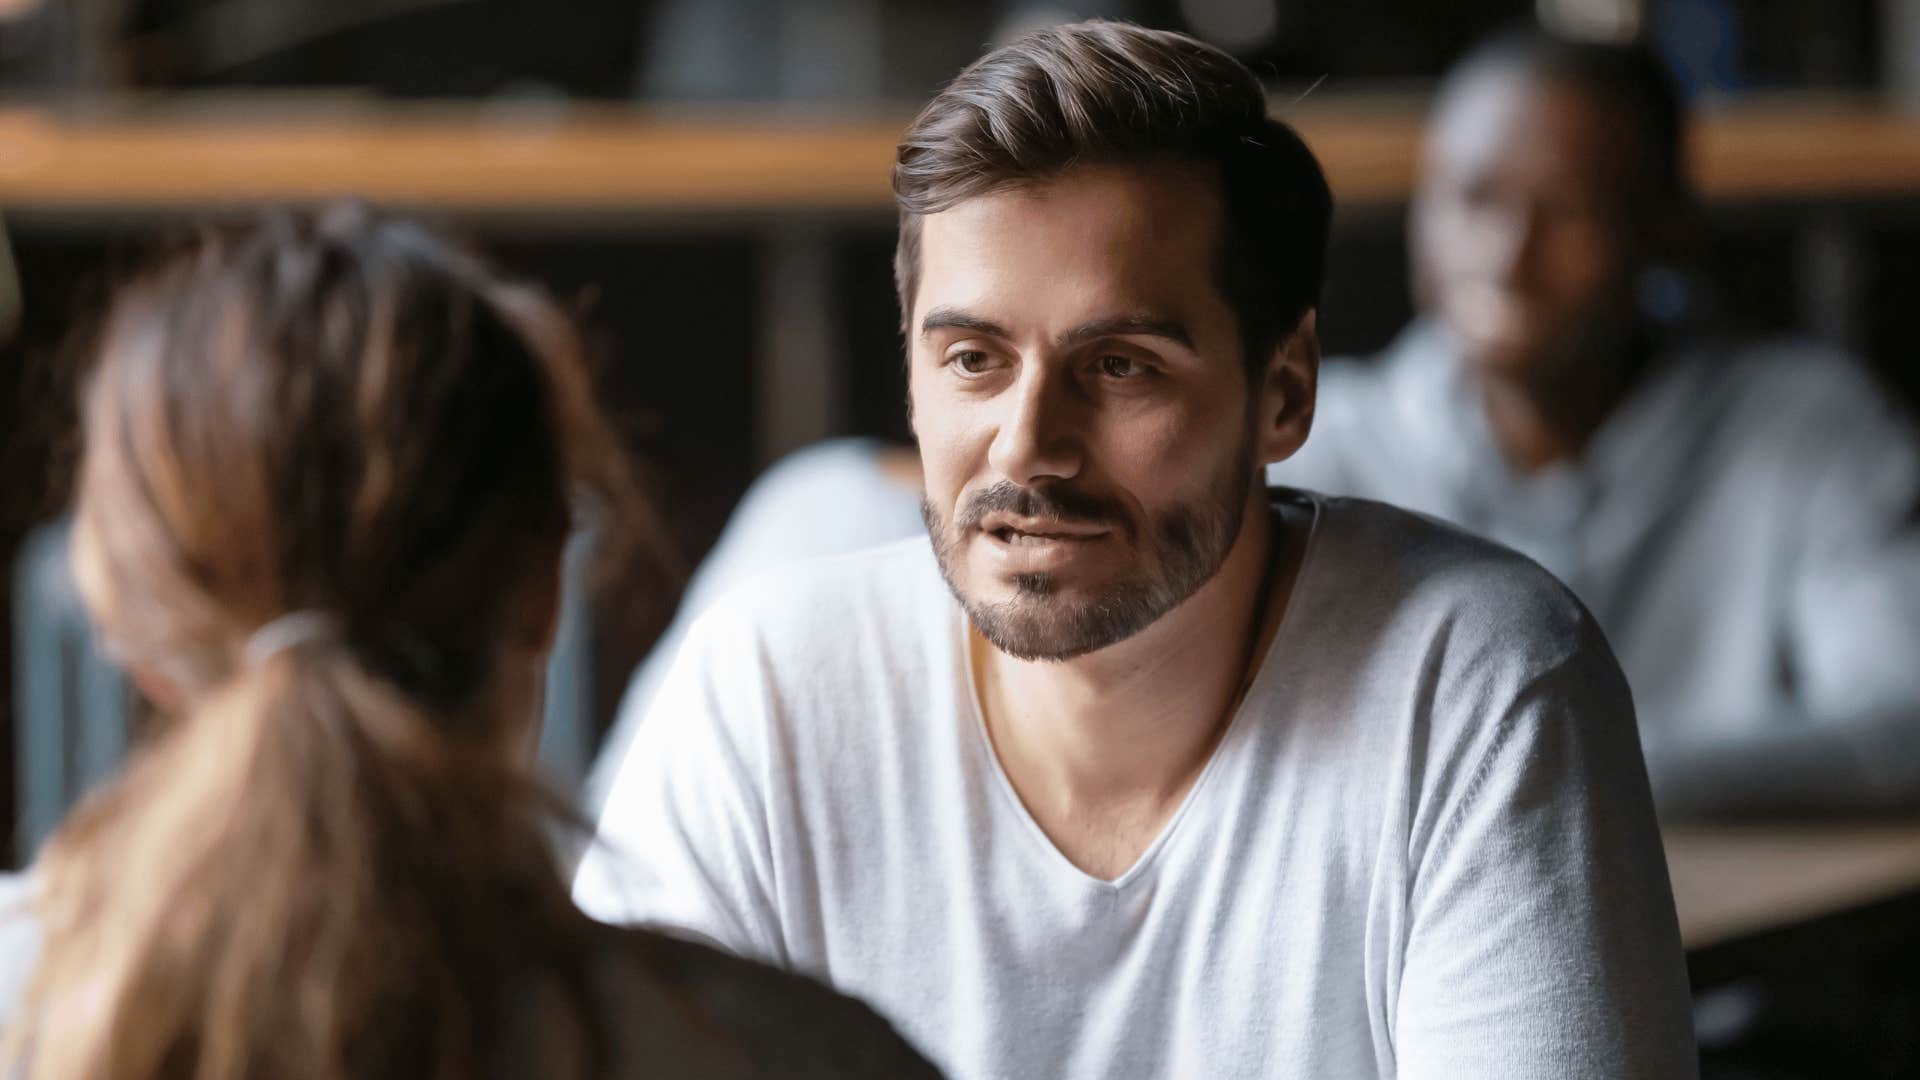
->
xmin=1099 ymin=354 xmax=1140 ymax=378
xmin=953 ymin=350 xmax=993 ymax=374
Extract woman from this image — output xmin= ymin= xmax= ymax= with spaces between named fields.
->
xmin=3 ymin=206 xmax=936 ymax=1079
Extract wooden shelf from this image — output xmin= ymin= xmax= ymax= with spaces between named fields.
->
xmin=0 ymin=98 xmax=1914 ymax=216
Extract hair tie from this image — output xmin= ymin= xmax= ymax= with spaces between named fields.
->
xmin=245 ymin=611 xmax=343 ymax=665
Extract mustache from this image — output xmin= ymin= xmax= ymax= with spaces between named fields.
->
xmin=955 ymin=481 xmax=1130 ymax=534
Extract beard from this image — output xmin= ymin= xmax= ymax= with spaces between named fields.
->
xmin=923 ymin=440 xmax=1255 ymax=663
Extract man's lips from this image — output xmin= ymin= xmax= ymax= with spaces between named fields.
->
xmin=975 ymin=514 xmax=1111 ymax=543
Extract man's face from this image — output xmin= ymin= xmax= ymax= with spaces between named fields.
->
xmin=907 ymin=164 xmax=1263 ymax=662
xmin=1411 ymin=69 xmax=1648 ymax=379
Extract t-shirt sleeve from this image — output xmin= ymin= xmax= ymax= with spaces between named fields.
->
xmin=574 ymin=603 xmax=788 ymax=967
xmin=1393 ymin=614 xmax=1697 ymax=1080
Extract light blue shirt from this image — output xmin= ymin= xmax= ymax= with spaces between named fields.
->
xmin=1274 ymin=320 xmax=1920 ymax=817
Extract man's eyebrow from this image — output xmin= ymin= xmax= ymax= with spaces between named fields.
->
xmin=917 ymin=308 xmax=1196 ymax=351
xmin=1058 ymin=314 xmax=1196 ymax=351
xmin=919 ymin=307 xmax=1010 ymax=339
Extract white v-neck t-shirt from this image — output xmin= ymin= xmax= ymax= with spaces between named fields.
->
xmin=577 ymin=491 xmax=1696 ymax=1080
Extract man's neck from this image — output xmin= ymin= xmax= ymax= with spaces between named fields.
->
xmin=973 ymin=487 xmax=1301 ymax=878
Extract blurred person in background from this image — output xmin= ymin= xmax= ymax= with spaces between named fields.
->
xmin=581 ymin=21 xmax=1694 ymax=1079
xmin=0 ymin=206 xmax=935 ymax=1078
xmin=1274 ymin=27 xmax=1920 ymax=820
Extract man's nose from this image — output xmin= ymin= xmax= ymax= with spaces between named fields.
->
xmin=987 ymin=361 xmax=1084 ymax=487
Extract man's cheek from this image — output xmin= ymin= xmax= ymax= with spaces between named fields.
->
xmin=918 ymin=458 xmax=967 ymax=524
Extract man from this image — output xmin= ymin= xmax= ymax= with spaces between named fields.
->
xmin=580 ymin=21 xmax=1694 ymax=1079
xmin=1276 ymin=30 xmax=1920 ymax=819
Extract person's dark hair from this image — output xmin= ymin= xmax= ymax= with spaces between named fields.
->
xmin=1446 ymin=26 xmax=1686 ymax=214
xmin=13 ymin=204 xmax=650 ymax=1079
xmin=892 ymin=19 xmax=1333 ymax=376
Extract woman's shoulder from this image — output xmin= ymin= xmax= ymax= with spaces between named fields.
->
xmin=589 ymin=925 xmax=940 ymax=1079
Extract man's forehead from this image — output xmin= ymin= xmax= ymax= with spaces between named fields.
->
xmin=914 ymin=164 xmax=1226 ymax=319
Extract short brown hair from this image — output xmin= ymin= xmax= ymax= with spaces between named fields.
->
xmin=892 ymin=20 xmax=1333 ymax=375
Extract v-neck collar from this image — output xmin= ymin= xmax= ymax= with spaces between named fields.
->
xmin=956 ymin=490 xmax=1327 ymax=892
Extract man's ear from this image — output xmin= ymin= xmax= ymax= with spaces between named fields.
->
xmin=1255 ymin=308 xmax=1319 ymax=467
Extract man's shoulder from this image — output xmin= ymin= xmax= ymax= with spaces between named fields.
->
xmin=706 ymin=535 xmax=943 ymax=615
xmin=1283 ymin=495 xmax=1636 ymax=794
xmin=690 ymin=536 xmax=950 ymax=661
xmin=1303 ymin=492 xmax=1599 ymax=662
xmin=1310 ymin=491 xmax=1570 ymax=590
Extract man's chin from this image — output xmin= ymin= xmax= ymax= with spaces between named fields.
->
xmin=963 ymin=599 xmax=1122 ymax=664
xmin=957 ymin=573 xmax=1166 ymax=663
xmin=962 ymin=570 xmax=1079 ymax=608
xmin=964 ymin=541 xmax=1109 ymax=590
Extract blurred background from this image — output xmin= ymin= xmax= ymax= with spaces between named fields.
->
xmin=0 ymin=1 xmax=1917 ymax=1073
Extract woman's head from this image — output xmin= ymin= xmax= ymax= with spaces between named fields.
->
xmin=22 ymin=205 xmax=644 ymax=1079
xmin=73 ymin=204 xmax=632 ymax=735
